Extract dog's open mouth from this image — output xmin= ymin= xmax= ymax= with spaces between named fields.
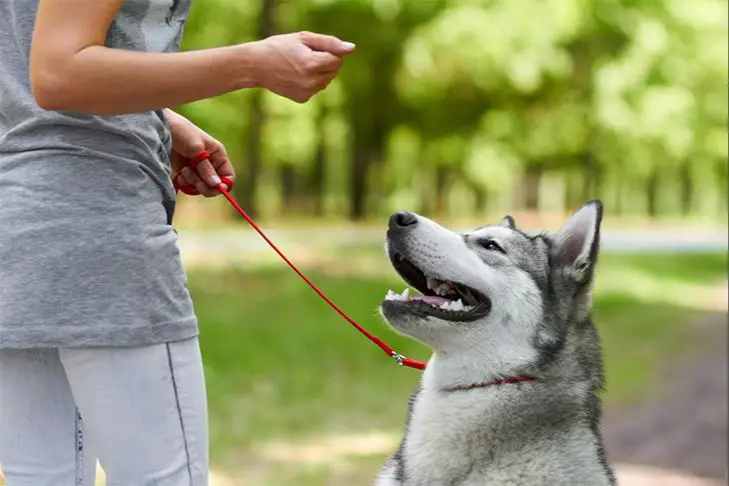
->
xmin=383 ymin=251 xmax=491 ymax=321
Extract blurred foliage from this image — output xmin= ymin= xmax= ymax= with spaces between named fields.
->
xmin=178 ymin=0 xmax=728 ymax=221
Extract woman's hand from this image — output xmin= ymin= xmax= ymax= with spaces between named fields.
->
xmin=253 ymin=32 xmax=355 ymax=103
xmin=166 ymin=110 xmax=235 ymax=198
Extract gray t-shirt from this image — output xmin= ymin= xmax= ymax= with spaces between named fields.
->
xmin=0 ymin=0 xmax=198 ymax=348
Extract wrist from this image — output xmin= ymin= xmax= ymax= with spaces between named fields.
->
xmin=163 ymin=107 xmax=178 ymax=121
xmin=225 ymin=41 xmax=267 ymax=91
xmin=163 ymin=108 xmax=186 ymax=132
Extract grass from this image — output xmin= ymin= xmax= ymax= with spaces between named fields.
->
xmin=3 ymin=251 xmax=724 ymax=486
xmin=186 ymin=249 xmax=727 ymax=483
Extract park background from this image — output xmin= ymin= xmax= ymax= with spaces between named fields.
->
xmin=175 ymin=0 xmax=728 ymax=484
xmin=3 ymin=0 xmax=724 ymax=485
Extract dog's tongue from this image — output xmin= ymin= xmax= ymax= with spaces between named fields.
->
xmin=408 ymin=295 xmax=449 ymax=306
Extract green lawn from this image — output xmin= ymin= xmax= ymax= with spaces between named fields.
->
xmin=1 ymin=251 xmax=724 ymax=486
xmin=187 ymin=250 xmax=727 ymax=483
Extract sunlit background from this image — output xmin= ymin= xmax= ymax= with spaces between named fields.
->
xmin=106 ymin=0 xmax=729 ymax=484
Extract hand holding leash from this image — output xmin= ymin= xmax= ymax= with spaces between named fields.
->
xmin=173 ymin=151 xmax=233 ymax=196
xmin=167 ymin=109 xmax=235 ymax=197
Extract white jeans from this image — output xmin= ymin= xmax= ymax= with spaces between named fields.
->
xmin=0 ymin=337 xmax=208 ymax=486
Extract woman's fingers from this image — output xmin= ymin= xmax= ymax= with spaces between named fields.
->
xmin=175 ymin=145 xmax=235 ymax=197
xmin=191 ymin=156 xmax=222 ymax=188
xmin=177 ymin=166 xmax=218 ymax=197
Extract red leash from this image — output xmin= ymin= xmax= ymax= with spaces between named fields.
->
xmin=173 ymin=151 xmax=426 ymax=371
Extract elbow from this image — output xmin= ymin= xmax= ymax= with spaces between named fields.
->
xmin=30 ymin=70 xmax=68 ymax=111
xmin=31 ymin=88 xmax=64 ymax=112
xmin=29 ymin=53 xmax=84 ymax=111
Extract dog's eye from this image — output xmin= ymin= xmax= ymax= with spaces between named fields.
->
xmin=478 ymin=239 xmax=506 ymax=254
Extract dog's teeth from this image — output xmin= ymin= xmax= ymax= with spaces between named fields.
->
xmin=386 ymin=289 xmax=413 ymax=301
xmin=440 ymin=302 xmax=450 ymax=310
xmin=452 ymin=299 xmax=464 ymax=311
xmin=426 ymin=276 xmax=439 ymax=290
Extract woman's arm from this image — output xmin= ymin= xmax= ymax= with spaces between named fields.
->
xmin=30 ymin=0 xmax=354 ymax=115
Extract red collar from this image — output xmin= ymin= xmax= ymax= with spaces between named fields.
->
xmin=443 ymin=375 xmax=536 ymax=392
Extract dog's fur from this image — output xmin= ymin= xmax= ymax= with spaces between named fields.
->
xmin=376 ymin=201 xmax=615 ymax=486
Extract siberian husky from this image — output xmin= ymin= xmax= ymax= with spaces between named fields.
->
xmin=376 ymin=201 xmax=615 ymax=486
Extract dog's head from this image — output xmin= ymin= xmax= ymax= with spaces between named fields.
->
xmin=380 ymin=200 xmax=603 ymax=381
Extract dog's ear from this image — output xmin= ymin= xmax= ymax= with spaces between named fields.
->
xmin=551 ymin=200 xmax=602 ymax=281
xmin=500 ymin=215 xmax=516 ymax=230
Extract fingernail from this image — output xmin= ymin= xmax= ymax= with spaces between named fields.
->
xmin=211 ymin=175 xmax=222 ymax=186
xmin=341 ymin=41 xmax=355 ymax=50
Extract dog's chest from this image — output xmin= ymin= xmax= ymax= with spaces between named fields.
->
xmin=402 ymin=392 xmax=514 ymax=484
xmin=399 ymin=391 xmax=609 ymax=486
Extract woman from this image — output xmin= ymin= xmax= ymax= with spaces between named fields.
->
xmin=0 ymin=0 xmax=355 ymax=484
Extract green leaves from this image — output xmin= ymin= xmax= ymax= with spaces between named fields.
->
xmin=178 ymin=0 xmax=727 ymax=219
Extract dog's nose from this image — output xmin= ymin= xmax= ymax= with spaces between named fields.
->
xmin=389 ymin=211 xmax=418 ymax=229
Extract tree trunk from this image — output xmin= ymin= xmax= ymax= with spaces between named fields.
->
xmin=434 ymin=166 xmax=450 ymax=217
xmin=719 ymin=165 xmax=729 ymax=216
xmin=367 ymin=123 xmax=387 ymax=217
xmin=646 ymin=167 xmax=660 ymax=218
xmin=473 ymin=185 xmax=487 ymax=215
xmin=348 ymin=118 xmax=387 ymax=221
xmin=349 ymin=138 xmax=369 ymax=221
xmin=679 ymin=162 xmax=692 ymax=216
xmin=564 ymin=171 xmax=582 ymax=212
xmin=614 ymin=179 xmax=623 ymax=216
xmin=239 ymin=0 xmax=276 ymax=218
xmin=309 ymin=106 xmax=327 ymax=217
xmin=279 ymin=164 xmax=296 ymax=213
xmin=242 ymin=94 xmax=263 ymax=218
xmin=523 ymin=165 xmax=542 ymax=211
xmin=581 ymin=153 xmax=601 ymax=202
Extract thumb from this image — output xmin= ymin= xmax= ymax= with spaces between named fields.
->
xmin=299 ymin=31 xmax=356 ymax=56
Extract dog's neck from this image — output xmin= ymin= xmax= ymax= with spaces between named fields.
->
xmin=397 ymin=360 xmax=609 ymax=485
xmin=440 ymin=374 xmax=537 ymax=393
xmin=422 ymin=347 xmax=543 ymax=394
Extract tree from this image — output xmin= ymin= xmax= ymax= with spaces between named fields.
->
xmin=176 ymin=0 xmax=727 ymax=222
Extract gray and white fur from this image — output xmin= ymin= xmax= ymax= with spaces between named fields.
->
xmin=376 ymin=201 xmax=615 ymax=486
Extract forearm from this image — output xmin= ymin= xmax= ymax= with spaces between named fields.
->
xmin=32 ymin=43 xmax=261 ymax=115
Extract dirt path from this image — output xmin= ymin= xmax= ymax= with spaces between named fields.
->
xmin=604 ymin=313 xmax=728 ymax=484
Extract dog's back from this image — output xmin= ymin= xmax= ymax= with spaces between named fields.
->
xmin=376 ymin=202 xmax=615 ymax=485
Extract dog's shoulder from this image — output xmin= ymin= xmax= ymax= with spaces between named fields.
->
xmin=376 ymin=385 xmax=421 ymax=485
xmin=374 ymin=460 xmax=400 ymax=486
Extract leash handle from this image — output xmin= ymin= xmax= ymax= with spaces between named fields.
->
xmin=175 ymin=151 xmax=426 ymax=371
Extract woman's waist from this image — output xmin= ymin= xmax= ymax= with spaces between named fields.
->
xmin=0 ymin=198 xmax=178 ymax=263
xmin=0 ymin=149 xmax=175 ymax=204
xmin=0 ymin=110 xmax=169 ymax=157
